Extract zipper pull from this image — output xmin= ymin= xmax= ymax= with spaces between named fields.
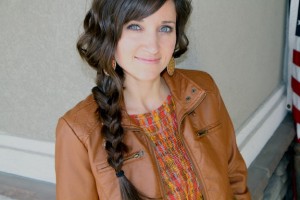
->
xmin=124 ymin=150 xmax=144 ymax=161
xmin=197 ymin=129 xmax=208 ymax=137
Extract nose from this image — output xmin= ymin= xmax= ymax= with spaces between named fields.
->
xmin=143 ymin=31 xmax=159 ymax=54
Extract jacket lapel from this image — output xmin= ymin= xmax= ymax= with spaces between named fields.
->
xmin=162 ymin=69 xmax=207 ymax=124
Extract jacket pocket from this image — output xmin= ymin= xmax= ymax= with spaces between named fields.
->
xmin=96 ymin=150 xmax=145 ymax=173
xmin=195 ymin=121 xmax=222 ymax=138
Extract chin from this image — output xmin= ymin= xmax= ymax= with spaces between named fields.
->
xmin=137 ymin=73 xmax=162 ymax=81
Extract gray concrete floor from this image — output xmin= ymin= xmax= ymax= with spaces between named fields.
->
xmin=0 ymin=172 xmax=55 ymax=200
xmin=0 ymin=195 xmax=16 ymax=200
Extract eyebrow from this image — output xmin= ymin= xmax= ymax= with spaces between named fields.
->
xmin=162 ymin=21 xmax=176 ymax=24
xmin=132 ymin=19 xmax=176 ymax=24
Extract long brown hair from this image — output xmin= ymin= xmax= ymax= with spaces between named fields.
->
xmin=77 ymin=0 xmax=192 ymax=199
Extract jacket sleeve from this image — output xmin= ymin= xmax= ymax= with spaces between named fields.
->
xmin=219 ymin=96 xmax=251 ymax=199
xmin=55 ymin=118 xmax=99 ymax=200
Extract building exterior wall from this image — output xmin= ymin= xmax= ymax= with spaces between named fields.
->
xmin=183 ymin=0 xmax=286 ymax=129
xmin=0 ymin=0 xmax=286 ymax=141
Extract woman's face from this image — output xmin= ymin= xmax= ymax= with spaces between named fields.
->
xmin=115 ymin=0 xmax=177 ymax=82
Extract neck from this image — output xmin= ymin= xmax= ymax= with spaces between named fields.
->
xmin=123 ymin=76 xmax=170 ymax=115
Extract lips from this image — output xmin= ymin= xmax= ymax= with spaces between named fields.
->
xmin=135 ymin=56 xmax=161 ymax=64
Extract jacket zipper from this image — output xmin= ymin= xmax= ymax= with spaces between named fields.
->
xmin=99 ymin=150 xmax=144 ymax=170
xmin=124 ymin=127 xmax=166 ymax=199
xmin=176 ymin=133 xmax=205 ymax=199
xmin=177 ymin=92 xmax=207 ymax=200
xmin=196 ymin=121 xmax=222 ymax=137
xmin=123 ymin=150 xmax=144 ymax=161
xmin=144 ymin=135 xmax=166 ymax=200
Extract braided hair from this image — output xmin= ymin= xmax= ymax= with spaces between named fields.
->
xmin=77 ymin=0 xmax=191 ymax=199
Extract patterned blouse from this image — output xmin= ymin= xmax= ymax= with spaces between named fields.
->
xmin=130 ymin=95 xmax=203 ymax=200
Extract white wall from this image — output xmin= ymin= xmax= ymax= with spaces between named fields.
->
xmin=0 ymin=0 xmax=286 ymax=141
xmin=182 ymin=0 xmax=286 ymax=129
xmin=0 ymin=0 xmax=94 ymax=141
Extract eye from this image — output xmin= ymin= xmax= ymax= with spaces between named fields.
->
xmin=127 ymin=24 xmax=141 ymax=31
xmin=160 ymin=26 xmax=173 ymax=33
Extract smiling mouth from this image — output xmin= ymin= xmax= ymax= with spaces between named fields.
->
xmin=135 ymin=57 xmax=161 ymax=64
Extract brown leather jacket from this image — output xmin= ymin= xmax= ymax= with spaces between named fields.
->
xmin=55 ymin=69 xmax=250 ymax=200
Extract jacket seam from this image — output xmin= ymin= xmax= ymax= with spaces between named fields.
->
xmin=176 ymin=69 xmax=217 ymax=94
xmin=61 ymin=117 xmax=90 ymax=149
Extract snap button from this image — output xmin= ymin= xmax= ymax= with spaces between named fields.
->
xmin=186 ymin=96 xmax=191 ymax=102
xmin=191 ymin=88 xmax=197 ymax=93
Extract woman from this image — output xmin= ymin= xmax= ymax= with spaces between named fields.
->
xmin=55 ymin=0 xmax=250 ymax=199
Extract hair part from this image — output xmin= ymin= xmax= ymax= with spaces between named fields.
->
xmin=77 ymin=0 xmax=192 ymax=199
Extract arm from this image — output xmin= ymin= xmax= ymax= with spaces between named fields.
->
xmin=219 ymin=97 xmax=251 ymax=199
xmin=55 ymin=118 xmax=99 ymax=200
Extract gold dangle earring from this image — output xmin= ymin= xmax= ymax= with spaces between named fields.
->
xmin=103 ymin=59 xmax=117 ymax=76
xmin=167 ymin=57 xmax=175 ymax=76
xmin=112 ymin=59 xmax=116 ymax=70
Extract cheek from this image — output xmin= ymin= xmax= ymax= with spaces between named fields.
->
xmin=165 ymin=33 xmax=176 ymax=47
xmin=171 ymin=39 xmax=177 ymax=51
xmin=115 ymin=36 xmax=137 ymax=61
xmin=172 ymin=34 xmax=177 ymax=48
xmin=115 ymin=40 xmax=128 ymax=62
xmin=163 ymin=35 xmax=176 ymax=54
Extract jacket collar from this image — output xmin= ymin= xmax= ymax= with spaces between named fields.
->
xmin=162 ymin=69 xmax=207 ymax=124
xmin=121 ymin=69 xmax=207 ymax=129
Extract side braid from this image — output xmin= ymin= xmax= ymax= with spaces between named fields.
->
xmin=92 ymin=68 xmax=142 ymax=200
xmin=76 ymin=0 xmax=192 ymax=198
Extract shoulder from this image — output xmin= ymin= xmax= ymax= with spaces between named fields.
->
xmin=59 ymin=94 xmax=99 ymax=140
xmin=174 ymin=68 xmax=218 ymax=93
